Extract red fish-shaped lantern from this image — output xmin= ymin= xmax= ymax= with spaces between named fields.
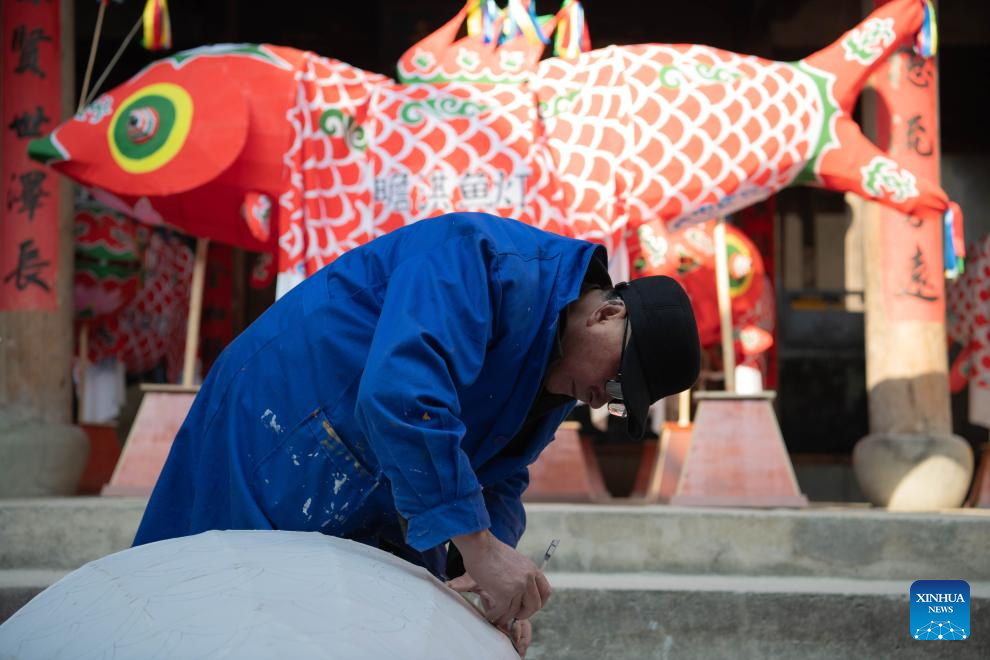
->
xmin=30 ymin=0 xmax=961 ymax=298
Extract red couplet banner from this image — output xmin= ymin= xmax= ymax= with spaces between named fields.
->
xmin=872 ymin=1 xmax=944 ymax=323
xmin=1 ymin=0 xmax=61 ymax=310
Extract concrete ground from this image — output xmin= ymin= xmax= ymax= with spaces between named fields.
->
xmin=1 ymin=498 xmax=988 ymax=658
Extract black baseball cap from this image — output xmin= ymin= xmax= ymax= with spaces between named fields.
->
xmin=614 ymin=276 xmax=701 ymax=441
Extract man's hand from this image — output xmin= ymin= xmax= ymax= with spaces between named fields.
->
xmin=451 ymin=529 xmax=552 ymax=626
xmin=446 ymin=572 xmax=496 ymax=613
xmin=501 ymin=618 xmax=532 ymax=657
xmin=446 ymin=571 xmax=533 ymax=658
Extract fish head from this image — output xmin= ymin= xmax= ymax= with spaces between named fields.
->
xmin=26 ymin=45 xmax=273 ymax=197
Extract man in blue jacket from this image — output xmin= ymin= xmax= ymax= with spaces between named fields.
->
xmin=134 ymin=213 xmax=700 ymax=651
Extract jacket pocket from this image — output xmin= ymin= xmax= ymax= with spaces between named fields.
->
xmin=251 ymin=407 xmax=380 ymax=537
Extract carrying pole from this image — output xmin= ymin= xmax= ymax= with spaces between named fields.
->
xmin=713 ymin=217 xmax=735 ymax=392
xmin=182 ymin=238 xmax=209 ymax=388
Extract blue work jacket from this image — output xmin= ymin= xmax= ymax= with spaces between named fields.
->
xmin=134 ymin=213 xmax=604 ymax=555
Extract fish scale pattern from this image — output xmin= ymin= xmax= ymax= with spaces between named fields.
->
xmin=277 ymin=44 xmax=831 ymax=293
xmin=602 ymin=44 xmax=823 ymax=231
xmin=366 ymin=82 xmax=542 ymax=231
xmin=279 ymin=54 xmax=389 ymax=287
xmin=534 ymin=46 xmax=631 ymax=249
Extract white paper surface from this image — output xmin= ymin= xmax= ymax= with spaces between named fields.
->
xmin=0 ymin=530 xmax=519 ymax=660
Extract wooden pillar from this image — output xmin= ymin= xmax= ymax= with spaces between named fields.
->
xmin=852 ymin=0 xmax=971 ymax=509
xmin=0 ymin=0 xmax=88 ymax=496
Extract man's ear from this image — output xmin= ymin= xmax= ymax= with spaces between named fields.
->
xmin=591 ymin=299 xmax=625 ymax=325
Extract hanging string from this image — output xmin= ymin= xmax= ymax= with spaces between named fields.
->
xmin=554 ymin=0 xmax=590 ymax=59
xmin=467 ymin=0 xmax=482 ymax=37
xmin=77 ymin=0 xmax=109 ymax=113
xmin=83 ymin=13 xmax=144 ymax=109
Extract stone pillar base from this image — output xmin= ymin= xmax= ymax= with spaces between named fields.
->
xmin=0 ymin=412 xmax=88 ymax=497
xmin=852 ymin=433 xmax=973 ymax=509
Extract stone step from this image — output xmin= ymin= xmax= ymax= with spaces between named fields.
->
xmin=526 ymin=573 xmax=990 ymax=660
xmin=0 ymin=497 xmax=144 ymax=570
xmin=519 ymin=504 xmax=990 ymax=580
xmin=2 ymin=499 xmax=989 ymax=582
xmin=0 ymin=570 xmax=68 ymax=624
xmin=3 ymin=569 xmax=987 ymax=658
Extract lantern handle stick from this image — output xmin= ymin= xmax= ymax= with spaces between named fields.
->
xmin=83 ymin=14 xmax=144 ymax=109
xmin=77 ymin=0 xmax=108 ymax=114
xmin=182 ymin=238 xmax=209 ymax=388
xmin=714 ymin=217 xmax=736 ymax=393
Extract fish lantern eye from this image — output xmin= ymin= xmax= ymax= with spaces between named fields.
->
xmin=108 ymin=83 xmax=192 ymax=174
xmin=126 ymin=108 xmax=159 ymax=144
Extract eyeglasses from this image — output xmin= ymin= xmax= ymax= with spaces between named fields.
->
xmin=604 ymin=316 xmax=628 ymax=418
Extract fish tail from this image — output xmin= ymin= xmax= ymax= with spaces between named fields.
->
xmin=802 ymin=0 xmax=932 ymax=115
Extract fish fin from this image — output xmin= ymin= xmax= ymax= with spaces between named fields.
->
xmin=817 ymin=116 xmax=952 ymax=223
